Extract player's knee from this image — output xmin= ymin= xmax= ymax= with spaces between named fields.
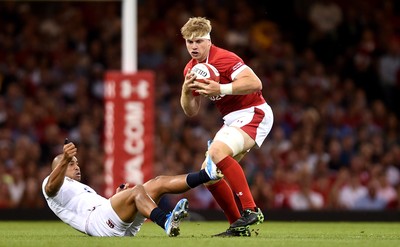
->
xmin=207 ymin=146 xmax=228 ymax=163
xmin=214 ymin=127 xmax=245 ymax=156
xmin=130 ymin=184 xmax=145 ymax=198
xmin=151 ymin=175 xmax=164 ymax=183
xmin=143 ymin=176 xmax=166 ymax=202
xmin=145 ymin=175 xmax=167 ymax=190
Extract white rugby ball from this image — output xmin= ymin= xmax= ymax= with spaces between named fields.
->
xmin=191 ymin=63 xmax=220 ymax=83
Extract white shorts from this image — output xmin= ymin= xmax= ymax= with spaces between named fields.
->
xmin=221 ymin=103 xmax=273 ymax=148
xmin=85 ymin=200 xmax=146 ymax=237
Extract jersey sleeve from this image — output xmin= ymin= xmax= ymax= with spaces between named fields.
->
xmin=211 ymin=49 xmax=245 ymax=83
xmin=42 ymin=176 xmax=50 ymax=198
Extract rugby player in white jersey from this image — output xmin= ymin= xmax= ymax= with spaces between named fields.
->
xmin=42 ymin=140 xmax=220 ymax=237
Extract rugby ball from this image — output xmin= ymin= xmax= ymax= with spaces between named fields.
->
xmin=191 ymin=63 xmax=220 ymax=83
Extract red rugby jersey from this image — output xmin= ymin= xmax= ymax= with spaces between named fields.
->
xmin=184 ymin=45 xmax=265 ymax=117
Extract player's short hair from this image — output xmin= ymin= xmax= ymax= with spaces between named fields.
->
xmin=181 ymin=17 xmax=212 ymax=40
xmin=51 ymin=154 xmax=63 ymax=170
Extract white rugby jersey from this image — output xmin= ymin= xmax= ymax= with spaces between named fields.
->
xmin=42 ymin=176 xmax=107 ymax=233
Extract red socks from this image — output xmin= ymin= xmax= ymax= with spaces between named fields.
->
xmin=207 ymin=179 xmax=241 ymax=224
xmin=216 ymin=155 xmax=256 ymax=211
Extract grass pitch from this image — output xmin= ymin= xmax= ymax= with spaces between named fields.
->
xmin=0 ymin=221 xmax=399 ymax=247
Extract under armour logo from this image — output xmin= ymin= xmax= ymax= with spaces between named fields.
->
xmin=121 ymin=79 xmax=149 ymax=99
xmin=210 ymin=94 xmax=226 ymax=101
xmin=84 ymin=187 xmax=92 ymax=193
xmin=236 ymin=192 xmax=243 ymax=197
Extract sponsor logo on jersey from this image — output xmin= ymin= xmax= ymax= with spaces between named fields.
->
xmin=106 ymin=219 xmax=115 ymax=228
xmin=192 ymin=67 xmax=208 ymax=77
xmin=84 ymin=187 xmax=92 ymax=193
xmin=209 ymin=94 xmax=226 ymax=101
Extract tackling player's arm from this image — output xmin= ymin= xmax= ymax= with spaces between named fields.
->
xmin=45 ymin=142 xmax=77 ymax=197
xmin=181 ymin=68 xmax=202 ymax=117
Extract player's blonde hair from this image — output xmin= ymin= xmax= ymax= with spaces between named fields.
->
xmin=181 ymin=17 xmax=212 ymax=40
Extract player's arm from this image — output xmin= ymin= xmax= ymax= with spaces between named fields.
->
xmin=194 ymin=66 xmax=262 ymax=97
xmin=45 ymin=142 xmax=77 ymax=197
xmin=180 ymin=69 xmax=202 ymax=117
xmin=221 ymin=66 xmax=262 ymax=95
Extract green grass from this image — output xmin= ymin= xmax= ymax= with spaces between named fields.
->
xmin=0 ymin=221 xmax=399 ymax=247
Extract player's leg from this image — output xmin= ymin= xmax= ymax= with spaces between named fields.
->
xmin=210 ymin=128 xmax=264 ymax=228
xmin=143 ymin=174 xmax=191 ymax=203
xmin=202 ymin=150 xmax=247 ymax=224
xmin=110 ymin=184 xmax=188 ymax=237
xmin=143 ymin=169 xmax=217 ymax=204
xmin=202 ymin=145 xmax=253 ymax=237
xmin=110 ymin=184 xmax=155 ymax=222
xmin=211 ymin=128 xmax=259 ymax=210
xmin=215 ymin=104 xmax=273 ymax=231
xmin=110 ymin=185 xmax=157 ymax=222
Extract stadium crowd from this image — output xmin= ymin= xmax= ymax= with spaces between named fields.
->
xmin=0 ymin=0 xmax=399 ymax=212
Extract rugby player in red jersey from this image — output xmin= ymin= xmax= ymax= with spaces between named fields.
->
xmin=180 ymin=17 xmax=274 ymax=237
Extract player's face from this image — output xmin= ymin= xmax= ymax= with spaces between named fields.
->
xmin=65 ymin=157 xmax=81 ymax=181
xmin=186 ymin=38 xmax=211 ymax=62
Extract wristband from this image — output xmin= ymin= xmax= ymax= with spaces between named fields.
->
xmin=220 ymin=83 xmax=233 ymax=95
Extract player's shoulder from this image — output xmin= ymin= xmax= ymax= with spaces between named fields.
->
xmin=209 ymin=45 xmax=245 ymax=76
xmin=209 ymin=45 xmax=243 ymax=69
xmin=211 ymin=45 xmax=241 ymax=60
xmin=184 ymin=59 xmax=197 ymax=73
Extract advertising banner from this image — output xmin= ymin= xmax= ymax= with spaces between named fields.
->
xmin=104 ymin=71 xmax=154 ymax=197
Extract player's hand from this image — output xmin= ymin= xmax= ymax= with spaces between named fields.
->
xmin=63 ymin=139 xmax=77 ymax=162
xmin=116 ymin=183 xmax=129 ymax=193
xmin=194 ymin=79 xmax=221 ymax=97
xmin=182 ymin=69 xmax=197 ymax=94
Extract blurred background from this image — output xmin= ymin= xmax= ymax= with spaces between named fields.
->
xmin=0 ymin=0 xmax=399 ymax=218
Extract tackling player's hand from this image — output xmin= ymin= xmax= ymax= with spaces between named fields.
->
xmin=63 ymin=139 xmax=77 ymax=162
xmin=116 ymin=183 xmax=129 ymax=193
